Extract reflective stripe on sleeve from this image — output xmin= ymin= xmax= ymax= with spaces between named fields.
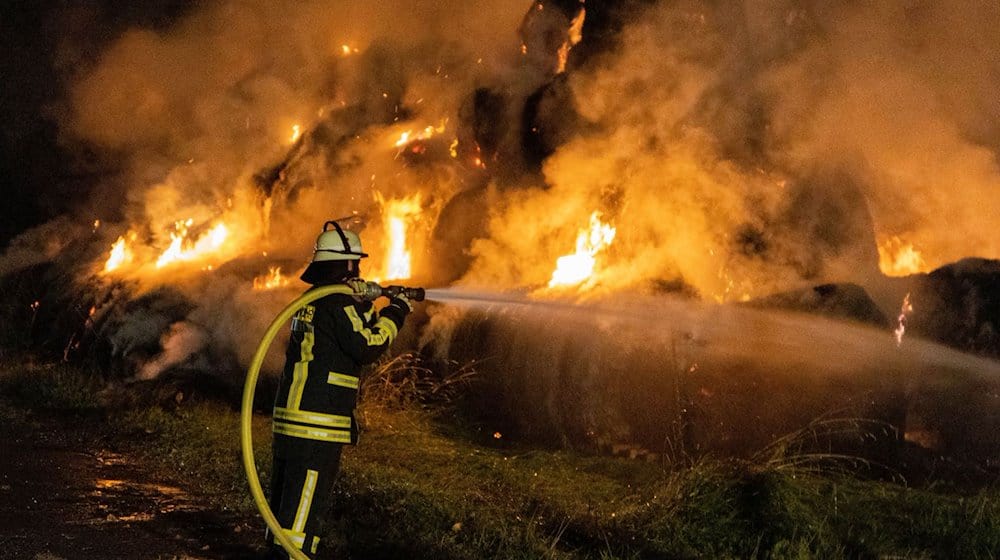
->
xmin=273 ymin=422 xmax=352 ymax=443
xmin=286 ymin=331 xmax=315 ymax=410
xmin=327 ymin=372 xmax=360 ymax=389
xmin=274 ymin=407 xmax=351 ymax=429
xmin=343 ymin=306 xmax=397 ymax=346
xmin=312 ymin=536 xmax=320 ymax=554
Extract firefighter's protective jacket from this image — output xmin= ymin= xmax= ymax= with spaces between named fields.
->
xmin=272 ymin=284 xmax=407 ymax=454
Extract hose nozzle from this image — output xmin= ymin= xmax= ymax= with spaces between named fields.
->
xmin=384 ymin=285 xmax=426 ymax=301
xmin=357 ymin=281 xmax=425 ymax=302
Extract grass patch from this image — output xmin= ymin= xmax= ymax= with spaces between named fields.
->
xmin=1 ymin=361 xmax=998 ymax=559
xmin=0 ymin=361 xmax=105 ymax=413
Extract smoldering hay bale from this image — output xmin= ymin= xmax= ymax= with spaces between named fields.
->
xmin=745 ymin=283 xmax=890 ymax=328
xmin=908 ymin=258 xmax=1000 ymax=360
xmin=0 ymin=242 xmax=309 ymax=385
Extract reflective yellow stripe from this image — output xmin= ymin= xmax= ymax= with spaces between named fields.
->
xmin=273 ymin=528 xmax=306 ymax=549
xmin=344 ymin=307 xmax=397 ymax=346
xmin=382 ymin=316 xmax=399 ymax=341
xmin=327 ymin=372 xmax=359 ymax=389
xmin=286 ymin=331 xmax=314 ymax=410
xmin=273 ymin=423 xmax=352 ymax=443
xmin=311 ymin=536 xmax=320 ymax=554
xmin=292 ymin=470 xmax=318 ymax=533
xmin=378 ymin=316 xmax=398 ymax=340
xmin=274 ymin=407 xmax=351 ymax=429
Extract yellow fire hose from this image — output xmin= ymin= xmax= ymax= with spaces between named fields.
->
xmin=240 ymin=285 xmax=355 ymax=560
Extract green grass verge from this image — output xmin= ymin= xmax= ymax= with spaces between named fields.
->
xmin=1 ymin=363 xmax=998 ymax=559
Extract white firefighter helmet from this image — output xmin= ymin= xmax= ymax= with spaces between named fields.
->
xmin=311 ymin=220 xmax=368 ymax=261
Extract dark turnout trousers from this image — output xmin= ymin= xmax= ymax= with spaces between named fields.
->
xmin=267 ymin=443 xmax=343 ymax=558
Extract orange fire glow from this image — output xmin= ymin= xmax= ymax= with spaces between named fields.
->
xmin=556 ymin=8 xmax=586 ymax=74
xmin=375 ymin=194 xmax=422 ymax=281
xmin=878 ymin=236 xmax=927 ymax=276
xmin=253 ymin=266 xmax=290 ymax=290
xmin=394 ymin=120 xmax=448 ymax=148
xmin=548 ymin=211 xmax=616 ymax=288
xmin=289 ymin=124 xmax=302 ymax=143
xmin=155 ymin=220 xmax=229 ymax=269
xmin=103 ymin=233 xmax=136 ymax=273
xmin=894 ymin=292 xmax=913 ymax=346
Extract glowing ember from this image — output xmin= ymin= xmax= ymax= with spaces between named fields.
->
xmin=894 ymin=292 xmax=913 ymax=346
xmin=878 ymin=236 xmax=927 ymax=276
xmin=156 ymin=220 xmax=229 ymax=268
xmin=289 ymin=124 xmax=302 ymax=143
xmin=104 ymin=233 xmax=135 ymax=273
xmin=548 ymin=212 xmax=616 ymax=288
xmin=253 ymin=266 xmax=290 ymax=290
xmin=376 ymin=194 xmax=422 ymax=281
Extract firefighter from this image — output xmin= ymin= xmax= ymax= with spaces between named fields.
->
xmin=265 ymin=221 xmax=413 ymax=559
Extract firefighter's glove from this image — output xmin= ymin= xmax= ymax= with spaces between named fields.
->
xmin=389 ymin=294 xmax=413 ymax=314
xmin=380 ymin=294 xmax=412 ymax=329
xmin=346 ymin=278 xmax=368 ymax=297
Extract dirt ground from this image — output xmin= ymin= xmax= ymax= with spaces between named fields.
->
xmin=0 ymin=402 xmax=262 ymax=560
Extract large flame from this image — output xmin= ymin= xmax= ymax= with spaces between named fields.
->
xmin=548 ymin=211 xmax=616 ymax=288
xmin=375 ymin=194 xmax=422 ymax=282
xmin=155 ymin=220 xmax=229 ymax=269
xmin=878 ymin=236 xmax=928 ymax=277
xmin=103 ymin=233 xmax=136 ymax=273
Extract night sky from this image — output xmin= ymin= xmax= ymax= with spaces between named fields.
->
xmin=0 ymin=1 xmax=193 ymax=247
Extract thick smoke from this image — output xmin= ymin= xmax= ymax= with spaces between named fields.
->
xmin=3 ymin=1 xmax=999 ymax=379
xmin=467 ymin=1 xmax=1000 ymax=299
xmin=62 ymin=0 xmax=528 ymax=260
xmin=761 ymin=2 xmax=1000 ymax=269
xmin=17 ymin=1 xmax=532 ymax=376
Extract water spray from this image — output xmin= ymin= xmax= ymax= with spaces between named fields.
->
xmin=240 ymin=281 xmax=424 ymax=560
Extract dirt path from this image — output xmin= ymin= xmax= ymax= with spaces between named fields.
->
xmin=0 ymin=402 xmax=262 ymax=560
